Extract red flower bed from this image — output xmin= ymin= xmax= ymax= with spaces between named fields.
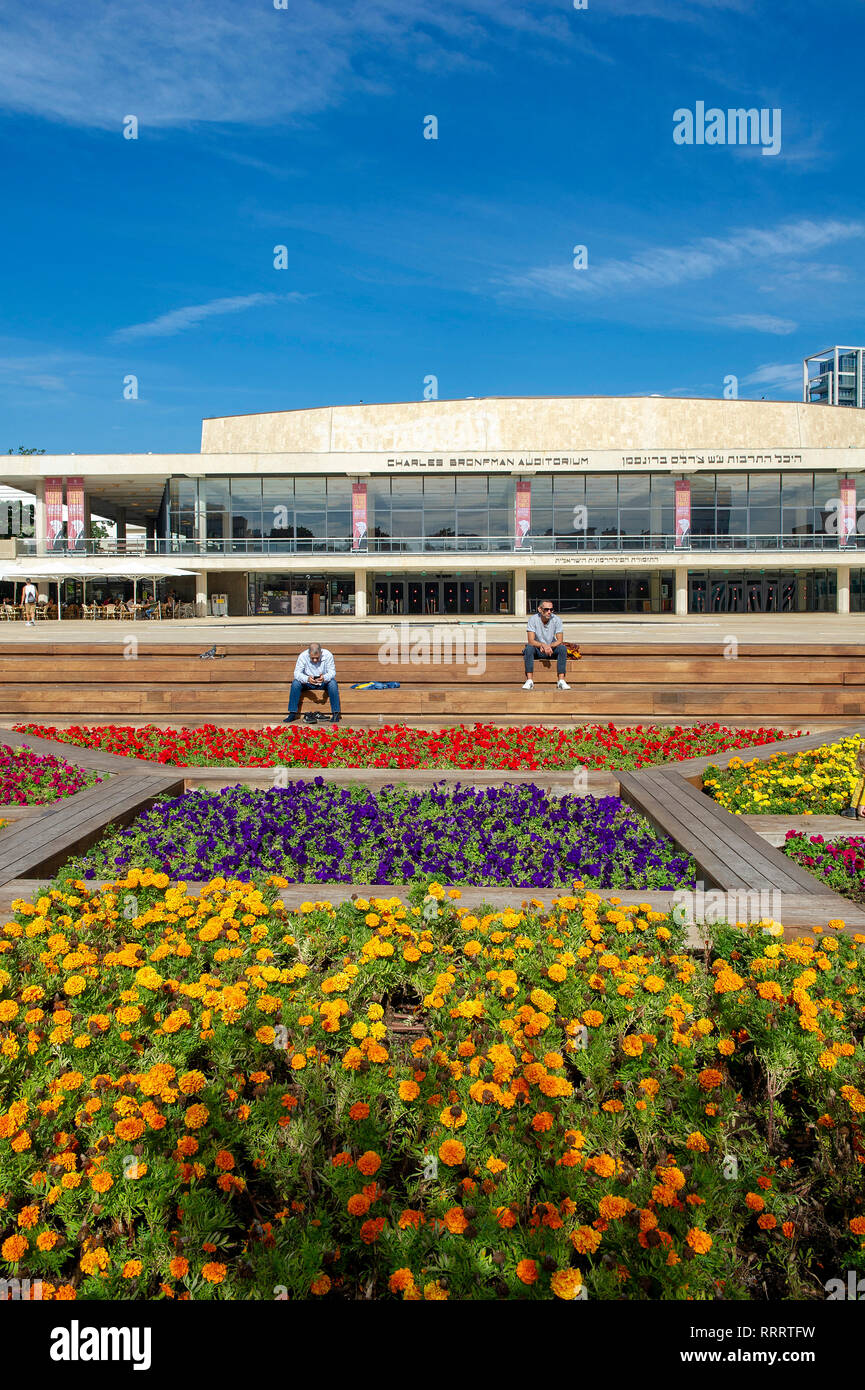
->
xmin=13 ymin=722 xmax=801 ymax=772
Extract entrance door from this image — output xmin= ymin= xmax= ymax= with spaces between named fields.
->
xmin=764 ymin=577 xmax=779 ymax=612
xmin=442 ymin=580 xmax=459 ymax=615
xmin=459 ymin=581 xmax=476 ymax=614
xmin=407 ymin=580 xmax=423 ymax=615
xmin=688 ymin=576 xmax=707 ymax=613
xmin=727 ymin=579 xmax=743 ymax=613
xmin=424 ymin=582 xmax=440 ymax=615
xmin=710 ymin=579 xmax=727 ymax=613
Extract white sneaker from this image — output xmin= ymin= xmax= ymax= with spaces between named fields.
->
xmin=557 ymin=678 xmax=571 ymax=690
xmin=522 ymin=678 xmax=534 ymax=690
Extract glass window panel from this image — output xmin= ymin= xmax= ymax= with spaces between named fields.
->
xmin=170 ymin=478 xmax=197 ymax=510
xmin=690 ymin=474 xmax=715 ymax=506
xmin=619 ymin=509 xmax=652 ymax=537
xmin=617 ymin=476 xmax=650 ymax=506
xmin=205 ymin=480 xmax=230 ymax=512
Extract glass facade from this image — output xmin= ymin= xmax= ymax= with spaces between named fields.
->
xmin=247 ymin=573 xmax=355 ymax=616
xmin=687 ymin=570 xmax=837 ymax=614
xmin=528 ymin=571 xmax=675 ymax=614
xmin=167 ymin=472 xmax=860 ymax=551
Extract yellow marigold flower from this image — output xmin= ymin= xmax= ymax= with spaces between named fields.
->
xmin=550 ymin=1268 xmax=583 ymax=1300
xmin=63 ymin=975 xmax=86 ymax=996
xmin=440 ymin=1105 xmax=467 ymax=1130
xmin=423 ymin=1280 xmax=449 ymax=1300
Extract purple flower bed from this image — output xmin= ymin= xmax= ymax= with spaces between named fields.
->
xmin=783 ymin=829 xmax=865 ymax=904
xmin=0 ymin=742 xmax=99 ymax=805
xmin=74 ymin=780 xmax=695 ymax=889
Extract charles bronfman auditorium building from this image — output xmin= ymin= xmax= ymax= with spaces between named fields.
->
xmin=4 ymin=394 xmax=865 ymax=620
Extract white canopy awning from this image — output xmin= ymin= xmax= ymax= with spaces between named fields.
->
xmin=0 ymin=559 xmax=198 ymax=581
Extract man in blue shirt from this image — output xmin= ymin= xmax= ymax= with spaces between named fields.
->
xmin=283 ymin=642 xmax=342 ymax=722
xmin=523 ymin=600 xmax=570 ymax=690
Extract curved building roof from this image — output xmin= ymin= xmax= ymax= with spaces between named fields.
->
xmin=200 ymin=395 xmax=865 ymax=454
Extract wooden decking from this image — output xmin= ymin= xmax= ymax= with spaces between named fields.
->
xmin=1 ymin=640 xmax=864 ymax=718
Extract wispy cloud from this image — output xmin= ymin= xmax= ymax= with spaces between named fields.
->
xmin=499 ymin=219 xmax=865 ymax=301
xmin=110 ymin=292 xmax=304 ymax=342
xmin=0 ymin=0 xmax=613 ymax=130
xmin=716 ymin=313 xmax=797 ymax=334
xmin=739 ymin=362 xmax=803 ymax=394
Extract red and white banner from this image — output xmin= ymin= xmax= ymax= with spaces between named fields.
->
xmin=515 ymin=478 xmax=531 ymax=549
xmin=352 ymin=482 xmax=368 ymax=550
xmin=674 ymin=480 xmax=691 ymax=548
xmin=66 ymin=476 xmax=85 ymax=551
xmin=839 ymin=477 xmax=857 ymax=547
xmin=45 ymin=477 xmax=64 ymax=551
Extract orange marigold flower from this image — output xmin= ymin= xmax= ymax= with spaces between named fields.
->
xmin=122 ymin=1260 xmax=143 ymax=1279
xmin=169 ymin=1256 xmax=189 ymax=1278
xmin=698 ymin=1068 xmax=724 ymax=1090
xmin=310 ymin=1274 xmax=331 ymax=1295
xmin=442 ymin=1207 xmax=469 ymax=1235
xmin=357 ymin=1150 xmax=381 ymax=1177
xmin=531 ymin=1111 xmax=554 ymax=1133
xmin=757 ymin=1213 xmax=777 ymax=1230
xmin=781 ymin=1222 xmax=795 ymax=1239
xmin=214 ymin=1150 xmax=234 ymax=1172
xmin=201 ymin=1262 xmax=227 ymax=1284
xmin=349 ymin=1102 xmax=370 ymax=1121
xmin=37 ymin=1231 xmax=59 ymax=1252
xmin=516 ymin=1259 xmax=538 ymax=1285
xmin=745 ymin=1192 xmax=765 ymax=1213
xmin=598 ymin=1196 xmax=634 ymax=1221
xmin=2 ymin=1234 xmax=28 ymax=1262
xmin=389 ymin=1268 xmax=416 ymax=1293
xmin=398 ymin=1209 xmax=424 ymax=1230
xmin=571 ymin=1225 xmax=602 ymax=1255
xmin=347 ymin=1193 xmax=371 ymax=1217
xmin=850 ymin=1217 xmax=865 ymax=1235
xmin=398 ymin=1081 xmax=420 ymax=1102
xmin=686 ymin=1132 xmax=710 ymax=1153
xmin=360 ymin=1217 xmax=386 ymax=1244
xmin=496 ymin=1206 xmax=517 ymax=1229
xmin=438 ymin=1139 xmax=465 ymax=1167
xmin=686 ymin=1228 xmax=712 ymax=1254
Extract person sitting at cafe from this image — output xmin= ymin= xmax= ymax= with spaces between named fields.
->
xmin=523 ymin=598 xmax=571 ymax=690
xmin=284 ymin=642 xmax=341 ymax=723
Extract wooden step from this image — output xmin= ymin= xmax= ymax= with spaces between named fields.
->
xmin=2 ymin=683 xmax=863 ymax=717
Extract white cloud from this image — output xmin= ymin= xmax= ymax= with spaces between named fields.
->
xmin=500 ymin=219 xmax=865 ymax=301
xmin=0 ymin=0 xmax=612 ymax=130
xmin=110 ymin=292 xmax=303 ymax=341
xmin=716 ymin=313 xmax=797 ymax=334
xmin=739 ymin=362 xmax=803 ymax=393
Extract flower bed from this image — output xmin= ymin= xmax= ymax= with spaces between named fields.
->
xmin=0 ymin=743 xmax=100 ymax=806
xmin=783 ymin=831 xmax=865 ymax=904
xmin=13 ymin=721 xmax=799 ymax=771
xmin=0 ymin=874 xmax=862 ymax=1301
xmin=73 ymin=782 xmax=694 ymax=889
xmin=703 ymin=736 xmax=862 ymax=815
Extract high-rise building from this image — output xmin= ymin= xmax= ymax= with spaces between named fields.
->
xmin=803 ymin=346 xmax=865 ymax=407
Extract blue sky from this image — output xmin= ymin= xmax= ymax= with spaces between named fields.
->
xmin=0 ymin=0 xmax=864 ymax=454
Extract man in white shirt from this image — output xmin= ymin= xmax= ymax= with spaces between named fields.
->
xmin=523 ymin=599 xmax=570 ymax=690
xmin=284 ymin=642 xmax=341 ymax=723
xmin=22 ymin=579 xmax=38 ymax=627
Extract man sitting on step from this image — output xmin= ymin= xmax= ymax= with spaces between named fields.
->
xmin=523 ymin=598 xmax=570 ymax=691
xmin=284 ymin=641 xmax=342 ymax=723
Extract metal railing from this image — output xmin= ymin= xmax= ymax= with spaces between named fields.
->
xmin=14 ymin=532 xmax=865 ymax=559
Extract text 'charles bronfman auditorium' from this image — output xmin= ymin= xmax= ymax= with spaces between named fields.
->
xmin=6 ymin=394 xmax=865 ymax=620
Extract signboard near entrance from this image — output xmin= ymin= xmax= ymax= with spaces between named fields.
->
xmin=675 ymin=479 xmax=691 ymax=548
xmin=840 ymin=477 xmax=856 ymax=547
xmin=352 ymin=482 xmax=368 ymax=550
xmin=66 ymin=477 xmax=85 ymax=551
xmin=515 ymin=478 xmax=531 ymax=549
xmin=45 ymin=477 xmax=64 ymax=551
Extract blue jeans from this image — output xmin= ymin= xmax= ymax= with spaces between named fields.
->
xmin=524 ymin=642 xmax=567 ymax=676
xmin=288 ymin=678 xmax=341 ymax=716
